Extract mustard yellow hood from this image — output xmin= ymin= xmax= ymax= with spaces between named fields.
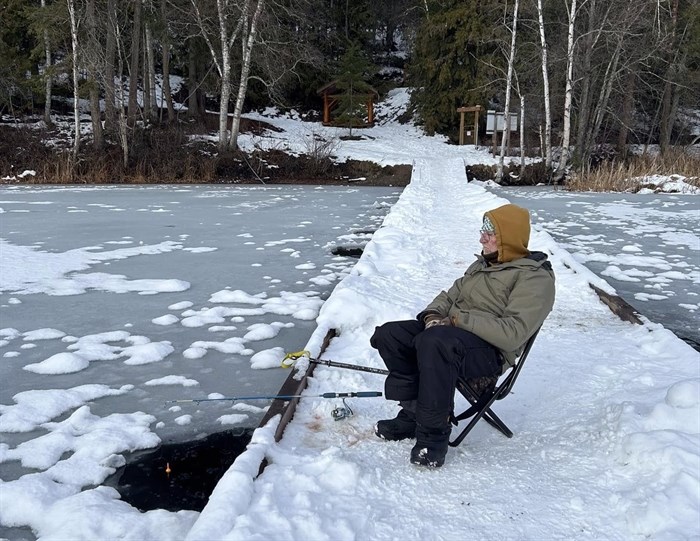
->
xmin=484 ymin=204 xmax=531 ymax=262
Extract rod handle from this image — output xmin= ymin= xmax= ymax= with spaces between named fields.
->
xmin=320 ymin=391 xmax=382 ymax=398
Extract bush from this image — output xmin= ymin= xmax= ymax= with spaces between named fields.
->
xmin=466 ymin=161 xmax=551 ymax=186
xmin=567 ymin=150 xmax=700 ymax=192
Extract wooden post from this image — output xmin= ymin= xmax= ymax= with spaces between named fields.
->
xmin=323 ymin=94 xmax=330 ymax=125
xmin=492 ymin=121 xmax=498 ymax=156
xmin=457 ymin=105 xmax=482 ymax=146
xmin=368 ymin=97 xmax=374 ymax=125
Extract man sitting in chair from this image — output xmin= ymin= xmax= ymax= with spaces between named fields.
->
xmin=370 ymin=203 xmax=555 ymax=468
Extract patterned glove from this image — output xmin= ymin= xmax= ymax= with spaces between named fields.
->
xmin=424 ymin=314 xmax=443 ymax=329
xmin=424 ymin=314 xmax=452 ymax=329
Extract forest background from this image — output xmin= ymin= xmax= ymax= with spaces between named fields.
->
xmin=1 ymin=0 xmax=699 ymax=186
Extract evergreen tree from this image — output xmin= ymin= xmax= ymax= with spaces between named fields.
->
xmin=0 ymin=0 xmax=38 ymax=114
xmin=334 ymin=43 xmax=375 ymax=135
xmin=408 ymin=0 xmax=502 ymax=139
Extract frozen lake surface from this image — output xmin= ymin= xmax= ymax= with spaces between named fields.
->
xmin=496 ymin=185 xmax=700 ymax=348
xmin=0 ymin=185 xmax=401 ymax=451
xmin=1 ymin=181 xmax=698 ymax=541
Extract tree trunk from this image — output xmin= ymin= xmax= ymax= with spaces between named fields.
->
xmin=574 ymin=0 xmax=596 ymax=166
xmin=85 ymin=0 xmax=104 ymax=150
xmin=191 ymin=0 xmax=246 ymax=150
xmin=127 ymin=0 xmax=142 ymax=127
xmin=67 ymin=0 xmax=80 ymax=160
xmin=104 ymin=0 xmax=117 ymax=133
xmin=229 ymin=0 xmax=264 ymax=151
xmin=187 ymin=40 xmax=200 ymax=119
xmin=160 ymin=0 xmax=175 ymax=123
xmin=668 ymin=56 xmax=684 ymax=146
xmin=536 ymin=0 xmax=551 ymax=172
xmin=520 ymin=95 xmax=525 ymax=172
xmin=145 ymin=13 xmax=157 ymax=122
xmin=554 ymin=0 xmax=578 ymax=183
xmin=114 ymin=13 xmax=129 ymax=167
xmin=587 ymin=43 xmax=621 ymax=155
xmin=617 ymin=70 xmax=635 ymax=158
xmin=142 ymin=32 xmax=151 ymax=121
xmin=496 ymin=0 xmax=519 ymax=184
xmin=659 ymin=0 xmax=679 ymax=154
xmin=41 ymin=0 xmax=52 ymax=126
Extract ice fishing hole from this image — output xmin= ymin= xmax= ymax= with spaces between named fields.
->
xmin=331 ymin=246 xmax=364 ymax=258
xmin=105 ymin=428 xmax=254 ymax=512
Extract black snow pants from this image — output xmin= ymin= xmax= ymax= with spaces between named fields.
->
xmin=370 ymin=320 xmax=502 ymax=429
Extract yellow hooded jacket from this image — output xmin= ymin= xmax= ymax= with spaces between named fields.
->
xmin=419 ymin=204 xmax=555 ymax=366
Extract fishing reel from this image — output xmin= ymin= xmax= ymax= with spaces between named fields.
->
xmin=331 ymin=398 xmax=353 ymax=421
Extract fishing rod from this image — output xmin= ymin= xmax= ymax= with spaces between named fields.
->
xmin=310 ymin=358 xmax=389 ymax=375
xmin=167 ymin=391 xmax=382 ymax=405
xmin=282 ymin=350 xmax=389 ymax=376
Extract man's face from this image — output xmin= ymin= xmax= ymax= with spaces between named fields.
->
xmin=480 ymin=230 xmax=498 ymax=254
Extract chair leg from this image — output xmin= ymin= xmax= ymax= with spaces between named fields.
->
xmin=482 ymin=408 xmax=513 ymax=438
xmin=449 ymin=394 xmax=512 ymax=447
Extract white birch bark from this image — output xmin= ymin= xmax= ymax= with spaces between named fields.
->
xmin=229 ymin=0 xmax=264 ymax=151
xmin=191 ymin=0 xmax=245 ymax=151
xmin=41 ymin=0 xmax=52 ymax=126
xmin=554 ymin=0 xmax=578 ymax=183
xmin=496 ymin=0 xmax=519 ymax=184
xmin=115 ymin=22 xmax=129 ymax=167
xmin=536 ymin=0 xmax=552 ymax=171
xmin=520 ymin=95 xmax=525 ymax=172
xmin=67 ymin=0 xmax=80 ymax=159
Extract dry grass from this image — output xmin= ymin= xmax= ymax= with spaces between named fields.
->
xmin=567 ymin=150 xmax=700 ymax=192
xmin=1 ymin=125 xmax=218 ymax=184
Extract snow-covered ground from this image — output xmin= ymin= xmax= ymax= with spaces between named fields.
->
xmin=1 ymin=91 xmax=699 ymax=540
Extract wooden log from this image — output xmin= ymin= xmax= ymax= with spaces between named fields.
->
xmin=589 ymin=284 xmax=643 ymax=325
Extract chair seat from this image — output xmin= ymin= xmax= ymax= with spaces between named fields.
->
xmin=449 ymin=328 xmax=541 ymax=447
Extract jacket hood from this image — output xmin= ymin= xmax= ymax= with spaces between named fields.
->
xmin=484 ymin=204 xmax=530 ymax=262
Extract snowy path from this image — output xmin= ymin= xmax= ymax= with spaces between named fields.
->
xmin=186 ymin=159 xmax=700 ymax=541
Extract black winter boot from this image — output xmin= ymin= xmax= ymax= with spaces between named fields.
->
xmin=410 ymin=424 xmax=451 ymax=468
xmin=375 ymin=408 xmax=417 ymax=441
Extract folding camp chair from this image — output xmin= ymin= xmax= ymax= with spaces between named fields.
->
xmin=449 ymin=328 xmax=541 ymax=447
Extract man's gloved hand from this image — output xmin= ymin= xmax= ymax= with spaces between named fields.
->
xmin=424 ymin=314 xmax=452 ymax=329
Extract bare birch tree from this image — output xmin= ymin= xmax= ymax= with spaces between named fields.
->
xmin=496 ymin=0 xmax=520 ymax=183
xmin=191 ymin=0 xmax=245 ymax=150
xmin=144 ymin=2 xmax=158 ymax=122
xmin=67 ymin=0 xmax=81 ymax=159
xmin=228 ymin=0 xmax=264 ymax=150
xmin=115 ymin=21 xmax=130 ymax=167
xmin=553 ymin=0 xmax=580 ymax=183
xmin=536 ymin=0 xmax=551 ymax=171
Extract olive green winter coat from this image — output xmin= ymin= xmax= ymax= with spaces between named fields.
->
xmin=418 ymin=204 xmax=556 ymax=367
